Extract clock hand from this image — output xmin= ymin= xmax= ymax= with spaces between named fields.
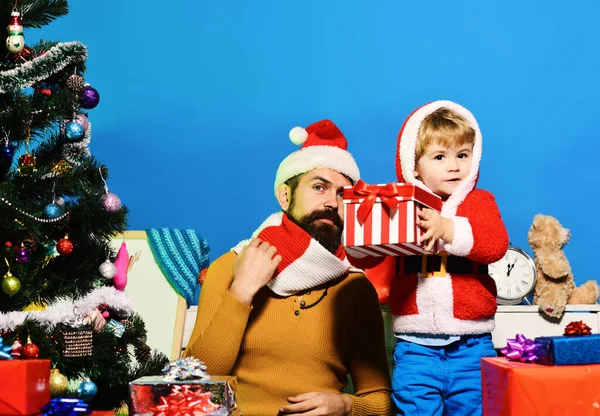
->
xmin=507 ymin=260 xmax=517 ymax=276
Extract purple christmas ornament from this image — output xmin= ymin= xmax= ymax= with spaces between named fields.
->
xmin=79 ymin=85 xmax=100 ymax=109
xmin=100 ymin=193 xmax=121 ymax=213
xmin=15 ymin=247 xmax=30 ymax=263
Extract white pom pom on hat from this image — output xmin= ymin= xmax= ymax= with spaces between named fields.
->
xmin=289 ymin=126 xmax=308 ymax=145
xmin=274 ymin=119 xmax=360 ymax=195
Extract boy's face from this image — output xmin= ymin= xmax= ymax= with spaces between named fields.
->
xmin=414 ymin=142 xmax=473 ymax=199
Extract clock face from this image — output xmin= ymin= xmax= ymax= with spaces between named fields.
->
xmin=488 ymin=246 xmax=536 ymax=305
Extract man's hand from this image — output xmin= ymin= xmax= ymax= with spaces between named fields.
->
xmin=417 ymin=207 xmax=454 ymax=251
xmin=229 ymin=238 xmax=282 ymax=306
xmin=279 ymin=392 xmax=352 ymax=416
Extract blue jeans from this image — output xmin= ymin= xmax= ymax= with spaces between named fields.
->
xmin=391 ymin=334 xmax=497 ymax=416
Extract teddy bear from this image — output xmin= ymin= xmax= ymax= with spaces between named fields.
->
xmin=528 ymin=214 xmax=600 ymax=319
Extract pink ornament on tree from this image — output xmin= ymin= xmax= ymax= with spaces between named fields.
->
xmin=113 ymin=242 xmax=129 ymax=291
xmin=75 ymin=114 xmax=89 ymax=131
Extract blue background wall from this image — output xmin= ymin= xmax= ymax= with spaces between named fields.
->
xmin=32 ymin=0 xmax=598 ymax=286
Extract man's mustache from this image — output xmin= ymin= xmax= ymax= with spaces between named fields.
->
xmin=302 ymin=209 xmax=344 ymax=229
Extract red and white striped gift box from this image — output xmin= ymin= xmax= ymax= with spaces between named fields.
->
xmin=343 ymin=181 xmax=442 ymax=257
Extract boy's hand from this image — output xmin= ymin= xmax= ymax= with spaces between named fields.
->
xmin=417 ymin=207 xmax=454 ymax=251
xmin=230 ymin=238 xmax=282 ymax=306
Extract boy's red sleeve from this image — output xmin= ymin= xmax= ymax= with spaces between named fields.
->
xmin=443 ymin=189 xmax=509 ymax=265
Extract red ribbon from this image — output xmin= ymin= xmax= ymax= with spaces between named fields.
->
xmin=564 ymin=320 xmax=592 ymax=336
xmin=352 ymin=181 xmax=402 ymax=225
xmin=152 ymin=385 xmax=221 ymax=416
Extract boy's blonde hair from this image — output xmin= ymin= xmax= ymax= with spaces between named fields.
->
xmin=415 ymin=107 xmax=475 ymax=161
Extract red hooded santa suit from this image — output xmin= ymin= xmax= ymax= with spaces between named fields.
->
xmin=354 ymin=101 xmax=509 ymax=336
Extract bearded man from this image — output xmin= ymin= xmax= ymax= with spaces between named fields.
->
xmin=184 ymin=120 xmax=391 ymax=416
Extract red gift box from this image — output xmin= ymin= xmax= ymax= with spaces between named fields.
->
xmin=129 ymin=375 xmax=237 ymax=415
xmin=343 ymin=181 xmax=442 ymax=257
xmin=0 ymin=359 xmax=51 ymax=415
xmin=481 ymin=357 xmax=600 ymax=415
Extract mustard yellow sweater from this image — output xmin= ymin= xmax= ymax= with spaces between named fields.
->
xmin=184 ymin=251 xmax=392 ymax=415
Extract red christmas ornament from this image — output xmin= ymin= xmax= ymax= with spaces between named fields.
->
xmin=4 ymin=241 xmax=12 ymax=248
xmin=34 ymin=86 xmax=52 ymax=96
xmin=21 ymin=336 xmax=40 ymax=359
xmin=18 ymin=153 xmax=37 ymax=175
xmin=97 ymin=303 xmax=110 ymax=319
xmin=56 ymin=236 xmax=74 ymax=256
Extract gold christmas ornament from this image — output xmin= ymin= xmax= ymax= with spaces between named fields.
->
xmin=51 ymin=160 xmax=73 ymax=175
xmin=2 ymin=258 xmax=21 ymax=296
xmin=49 ymin=368 xmax=69 ymax=397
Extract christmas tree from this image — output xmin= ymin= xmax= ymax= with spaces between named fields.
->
xmin=0 ymin=0 xmax=169 ymax=409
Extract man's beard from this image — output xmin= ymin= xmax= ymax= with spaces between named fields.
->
xmin=288 ymin=209 xmax=344 ymax=254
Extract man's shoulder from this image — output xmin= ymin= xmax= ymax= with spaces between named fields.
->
xmin=212 ymin=250 xmax=237 ymax=265
xmin=205 ymin=251 xmax=237 ymax=277
xmin=337 ymin=271 xmax=379 ymax=297
xmin=346 ymin=270 xmax=369 ymax=282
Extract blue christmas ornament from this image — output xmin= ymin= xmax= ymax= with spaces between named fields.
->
xmin=2 ymin=145 xmax=14 ymax=158
xmin=0 ymin=336 xmax=13 ymax=360
xmin=65 ymin=121 xmax=85 ymax=141
xmin=77 ymin=378 xmax=98 ymax=401
xmin=43 ymin=203 xmax=62 ymax=219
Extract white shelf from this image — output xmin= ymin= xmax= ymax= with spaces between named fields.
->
xmin=182 ymin=304 xmax=600 ymax=351
xmin=497 ymin=304 xmax=600 ymax=313
xmin=493 ymin=304 xmax=600 ymax=348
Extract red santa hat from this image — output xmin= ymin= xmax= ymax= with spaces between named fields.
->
xmin=274 ymin=120 xmax=360 ymax=194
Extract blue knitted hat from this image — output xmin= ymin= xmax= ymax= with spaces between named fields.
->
xmin=146 ymin=228 xmax=210 ymax=305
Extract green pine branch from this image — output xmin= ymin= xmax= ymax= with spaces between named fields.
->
xmin=1 ymin=0 xmax=68 ymax=29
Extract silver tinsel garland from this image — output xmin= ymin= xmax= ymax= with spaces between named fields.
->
xmin=0 ymin=41 xmax=88 ymax=93
xmin=0 ymin=286 xmax=133 ymax=331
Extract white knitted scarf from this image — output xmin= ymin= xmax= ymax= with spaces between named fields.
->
xmin=232 ymin=212 xmax=360 ymax=296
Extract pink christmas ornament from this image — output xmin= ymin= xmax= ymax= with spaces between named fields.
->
xmin=113 ymin=242 xmax=129 ymax=291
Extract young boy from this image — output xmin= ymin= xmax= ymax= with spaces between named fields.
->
xmin=351 ymin=101 xmax=508 ymax=415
